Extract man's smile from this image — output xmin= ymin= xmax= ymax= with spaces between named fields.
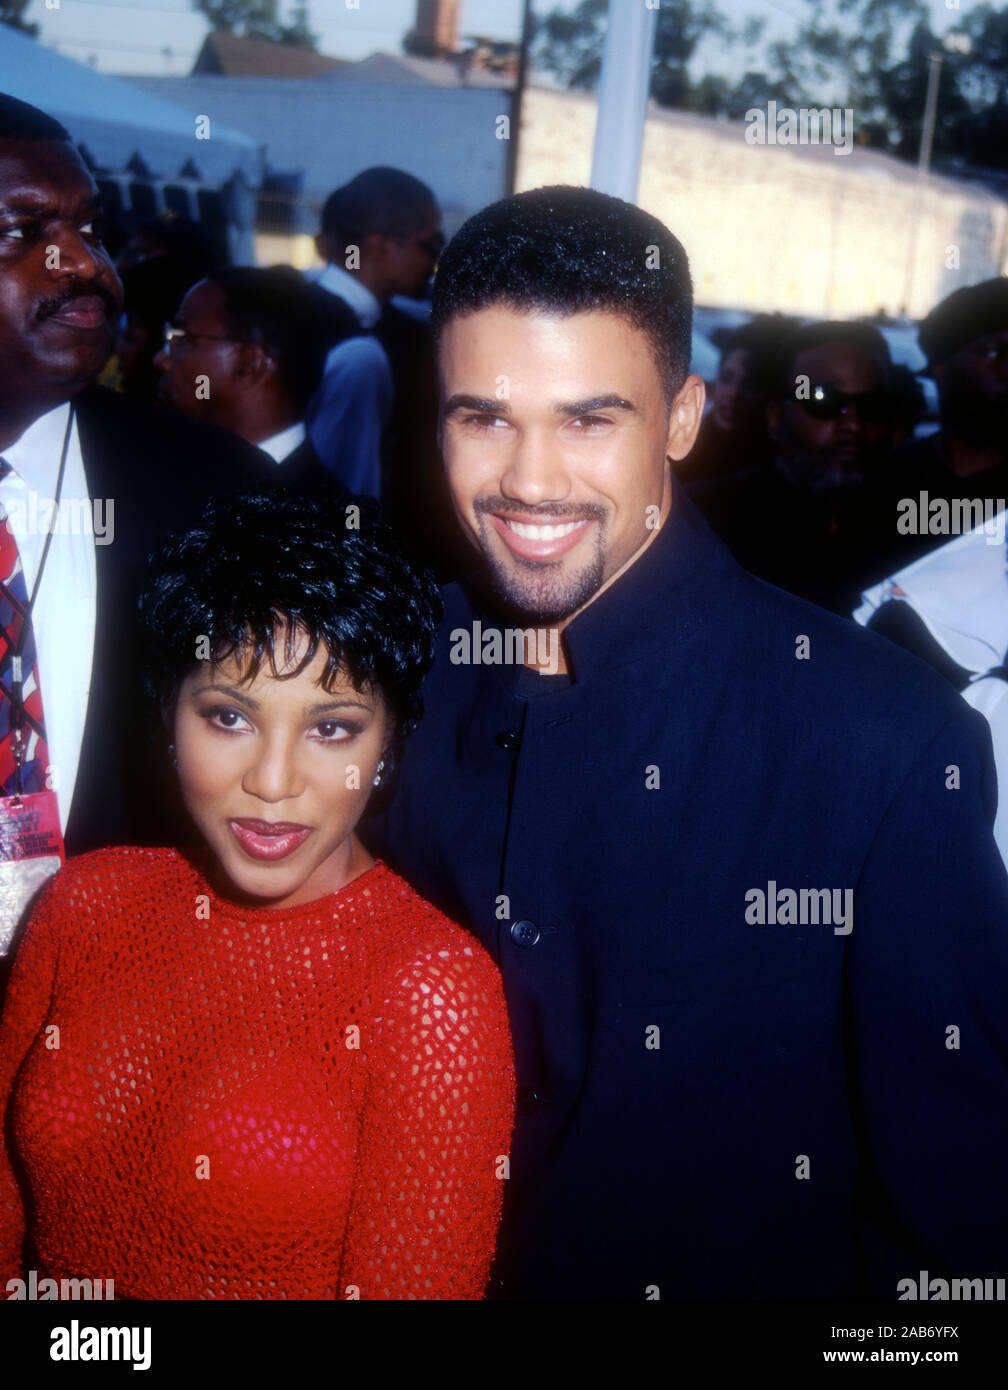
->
xmin=487 ymin=512 xmax=596 ymax=563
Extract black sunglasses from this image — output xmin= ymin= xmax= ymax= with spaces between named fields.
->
xmin=799 ymin=383 xmax=891 ymax=424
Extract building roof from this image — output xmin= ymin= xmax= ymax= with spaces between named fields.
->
xmin=0 ymin=26 xmax=262 ymax=185
xmin=318 ymin=50 xmax=514 ymax=90
xmin=193 ymin=31 xmax=346 ymax=79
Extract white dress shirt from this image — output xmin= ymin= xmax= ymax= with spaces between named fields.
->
xmin=258 ymin=421 xmax=306 ymax=464
xmin=314 ymin=263 xmax=381 ymax=332
xmin=855 ymin=514 xmax=1008 ymax=871
xmin=1 ymin=402 xmax=97 ymax=833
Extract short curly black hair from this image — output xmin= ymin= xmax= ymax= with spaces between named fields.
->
xmin=431 ymin=185 xmax=693 ymax=403
xmin=138 ymin=489 xmax=441 ymax=745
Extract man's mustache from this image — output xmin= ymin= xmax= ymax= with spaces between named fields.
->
xmin=475 ymin=498 xmax=608 ymax=522
xmin=37 ymin=282 xmax=120 ymax=323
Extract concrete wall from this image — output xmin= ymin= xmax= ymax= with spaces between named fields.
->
xmin=515 ymin=87 xmax=1008 ymax=318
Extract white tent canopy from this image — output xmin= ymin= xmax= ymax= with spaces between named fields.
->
xmin=0 ymin=25 xmax=263 ymax=186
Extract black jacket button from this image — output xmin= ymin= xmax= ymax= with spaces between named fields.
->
xmin=516 ymin=1085 xmax=550 ymax=1115
xmin=510 ymin=919 xmax=541 ymax=947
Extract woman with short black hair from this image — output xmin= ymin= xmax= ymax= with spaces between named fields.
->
xmin=0 ymin=489 xmax=514 ymax=1300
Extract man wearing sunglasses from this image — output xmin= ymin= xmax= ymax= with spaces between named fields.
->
xmin=882 ymin=279 xmax=1008 ymax=570
xmin=693 ymin=321 xmax=899 ymax=614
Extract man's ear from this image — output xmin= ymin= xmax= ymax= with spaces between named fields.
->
xmin=766 ymin=400 xmax=781 ymax=442
xmin=665 ymin=374 xmax=706 ymax=462
xmin=233 ymin=342 xmax=271 ymax=388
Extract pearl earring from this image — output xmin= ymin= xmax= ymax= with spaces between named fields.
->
xmin=373 ymin=759 xmax=385 ymax=788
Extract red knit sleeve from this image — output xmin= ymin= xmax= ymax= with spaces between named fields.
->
xmin=339 ymin=930 xmax=515 ymax=1300
xmin=0 ymin=877 xmax=64 ymax=1285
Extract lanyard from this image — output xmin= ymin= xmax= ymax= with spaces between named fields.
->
xmin=9 ymin=404 xmax=73 ymax=799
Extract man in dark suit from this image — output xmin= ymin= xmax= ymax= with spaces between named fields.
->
xmin=372 ymin=186 xmax=1008 ymax=1300
xmin=0 ymin=95 xmax=270 ymax=872
xmin=153 ymin=265 xmax=342 ymax=498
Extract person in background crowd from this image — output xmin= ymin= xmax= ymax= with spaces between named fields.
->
xmin=690 ymin=320 xmax=899 ymax=613
xmin=308 ymin=168 xmax=468 ymax=578
xmin=115 ymin=211 xmax=220 ymax=280
xmin=0 ymin=490 xmax=514 ymax=1299
xmin=114 ymin=256 xmax=202 ymax=402
xmin=889 ymin=362 xmax=927 ymax=447
xmin=306 ymin=167 xmax=440 ymax=499
xmin=676 ymin=315 xmax=781 ymax=483
xmin=0 ymin=95 xmax=270 ymax=909
xmin=882 ymin=278 xmax=1008 ymax=568
xmin=110 ymin=213 xmax=221 ymax=400
xmin=154 ymin=266 xmax=340 ymax=495
xmin=370 ymin=185 xmax=1008 ymax=1300
xmin=855 ymin=518 xmax=1008 ymax=871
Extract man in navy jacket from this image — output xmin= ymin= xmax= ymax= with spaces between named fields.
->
xmin=372 ymin=186 xmax=1008 ymax=1300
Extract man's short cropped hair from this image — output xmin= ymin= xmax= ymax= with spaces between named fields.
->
xmin=772 ymin=320 xmax=894 ymax=400
xmin=207 ymin=266 xmax=329 ymax=414
xmin=430 ymin=185 xmax=694 ymax=403
xmin=0 ymin=93 xmax=71 ymax=143
xmin=320 ymin=167 xmax=437 ymax=247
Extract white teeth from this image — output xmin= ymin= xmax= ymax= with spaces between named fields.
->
xmin=507 ymin=519 xmax=587 ymax=541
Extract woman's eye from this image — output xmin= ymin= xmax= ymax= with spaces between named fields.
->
xmin=1 ymin=223 xmax=33 ymax=242
xmin=204 ymin=707 xmax=250 ymax=732
xmin=312 ymin=721 xmax=353 ymax=743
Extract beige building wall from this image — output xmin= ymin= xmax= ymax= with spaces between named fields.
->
xmin=516 ymin=87 xmax=1008 ymax=319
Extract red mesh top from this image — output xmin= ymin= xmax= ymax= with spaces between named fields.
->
xmin=0 ymin=848 xmax=514 ymax=1300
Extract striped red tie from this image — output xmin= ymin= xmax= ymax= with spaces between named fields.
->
xmin=0 ymin=460 xmax=51 ymax=796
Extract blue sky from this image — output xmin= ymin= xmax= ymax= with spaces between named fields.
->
xmin=25 ymin=0 xmax=964 ymax=77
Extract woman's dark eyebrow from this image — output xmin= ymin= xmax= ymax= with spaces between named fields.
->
xmin=304 ymin=699 xmax=372 ymax=718
xmin=197 ymin=684 xmax=260 ymax=711
xmin=195 ymin=685 xmax=372 ymax=719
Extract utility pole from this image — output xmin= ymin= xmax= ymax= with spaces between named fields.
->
xmin=589 ymin=0 xmax=658 ymax=202
xmin=901 ymin=50 xmax=942 ymax=317
xmin=505 ymin=0 xmax=535 ymax=196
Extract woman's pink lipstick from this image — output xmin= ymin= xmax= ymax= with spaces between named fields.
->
xmin=229 ymin=819 xmax=312 ymax=862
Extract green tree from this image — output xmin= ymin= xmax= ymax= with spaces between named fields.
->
xmin=0 ymin=0 xmax=38 ymax=38
xmin=192 ymin=0 xmax=317 ymax=49
xmin=951 ymin=2 xmax=1008 ymax=170
xmin=533 ymin=0 xmax=729 ymax=108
